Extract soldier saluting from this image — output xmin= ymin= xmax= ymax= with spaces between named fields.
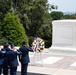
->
xmin=19 ymin=40 xmax=33 ymax=75
xmin=1 ymin=41 xmax=11 ymax=75
xmin=0 ymin=47 xmax=6 ymax=75
xmin=6 ymin=44 xmax=22 ymax=75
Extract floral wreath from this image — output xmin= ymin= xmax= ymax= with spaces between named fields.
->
xmin=32 ymin=37 xmax=45 ymax=52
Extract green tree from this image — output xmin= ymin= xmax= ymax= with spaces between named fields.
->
xmin=0 ymin=0 xmax=11 ymax=23
xmin=1 ymin=12 xmax=28 ymax=46
xmin=11 ymin=0 xmax=53 ymax=47
xmin=50 ymin=11 xmax=64 ymax=20
xmin=63 ymin=14 xmax=76 ymax=19
xmin=0 ymin=0 xmax=56 ymax=47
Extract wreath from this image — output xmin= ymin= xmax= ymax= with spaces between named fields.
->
xmin=32 ymin=37 xmax=45 ymax=52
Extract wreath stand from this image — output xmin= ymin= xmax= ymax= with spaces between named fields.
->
xmin=33 ymin=51 xmax=43 ymax=67
xmin=32 ymin=37 xmax=44 ymax=67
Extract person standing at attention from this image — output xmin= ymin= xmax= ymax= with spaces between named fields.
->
xmin=1 ymin=41 xmax=11 ymax=75
xmin=6 ymin=44 xmax=22 ymax=75
xmin=19 ymin=40 xmax=33 ymax=75
xmin=0 ymin=48 xmax=6 ymax=75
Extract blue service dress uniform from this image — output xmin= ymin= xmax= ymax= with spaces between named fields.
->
xmin=0 ymin=50 xmax=5 ymax=75
xmin=19 ymin=46 xmax=33 ymax=75
xmin=1 ymin=47 xmax=11 ymax=75
xmin=6 ymin=50 xmax=22 ymax=75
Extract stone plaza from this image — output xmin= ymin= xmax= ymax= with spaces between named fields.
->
xmin=21 ymin=48 xmax=76 ymax=75
xmin=2 ymin=48 xmax=76 ymax=75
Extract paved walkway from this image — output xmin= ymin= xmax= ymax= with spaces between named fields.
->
xmin=17 ymin=48 xmax=76 ymax=75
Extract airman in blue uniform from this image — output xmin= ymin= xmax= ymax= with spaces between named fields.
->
xmin=19 ymin=40 xmax=33 ymax=75
xmin=0 ymin=50 xmax=5 ymax=75
xmin=1 ymin=41 xmax=11 ymax=75
xmin=6 ymin=44 xmax=22 ymax=75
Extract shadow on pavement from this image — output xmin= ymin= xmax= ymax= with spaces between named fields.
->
xmin=17 ymin=71 xmax=50 ymax=75
xmin=2 ymin=71 xmax=50 ymax=75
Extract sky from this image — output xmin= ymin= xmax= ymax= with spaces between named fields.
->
xmin=48 ymin=0 xmax=76 ymax=12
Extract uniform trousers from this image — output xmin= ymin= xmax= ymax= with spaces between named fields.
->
xmin=21 ymin=63 xmax=28 ymax=75
xmin=0 ymin=65 xmax=2 ymax=75
xmin=10 ymin=66 xmax=17 ymax=75
xmin=3 ymin=63 xmax=8 ymax=75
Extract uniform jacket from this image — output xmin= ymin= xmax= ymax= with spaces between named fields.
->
xmin=0 ymin=51 xmax=5 ymax=65
xmin=2 ymin=48 xmax=11 ymax=52
xmin=1 ymin=48 xmax=11 ymax=65
xmin=6 ymin=50 xmax=21 ymax=67
xmin=19 ymin=46 xmax=33 ymax=64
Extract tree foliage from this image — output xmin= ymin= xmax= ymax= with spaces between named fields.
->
xmin=50 ymin=11 xmax=64 ymax=20
xmin=0 ymin=0 xmax=57 ymax=47
xmin=63 ymin=14 xmax=76 ymax=19
xmin=1 ymin=12 xmax=28 ymax=46
xmin=12 ymin=0 xmax=53 ymax=47
xmin=0 ymin=0 xmax=11 ymax=23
